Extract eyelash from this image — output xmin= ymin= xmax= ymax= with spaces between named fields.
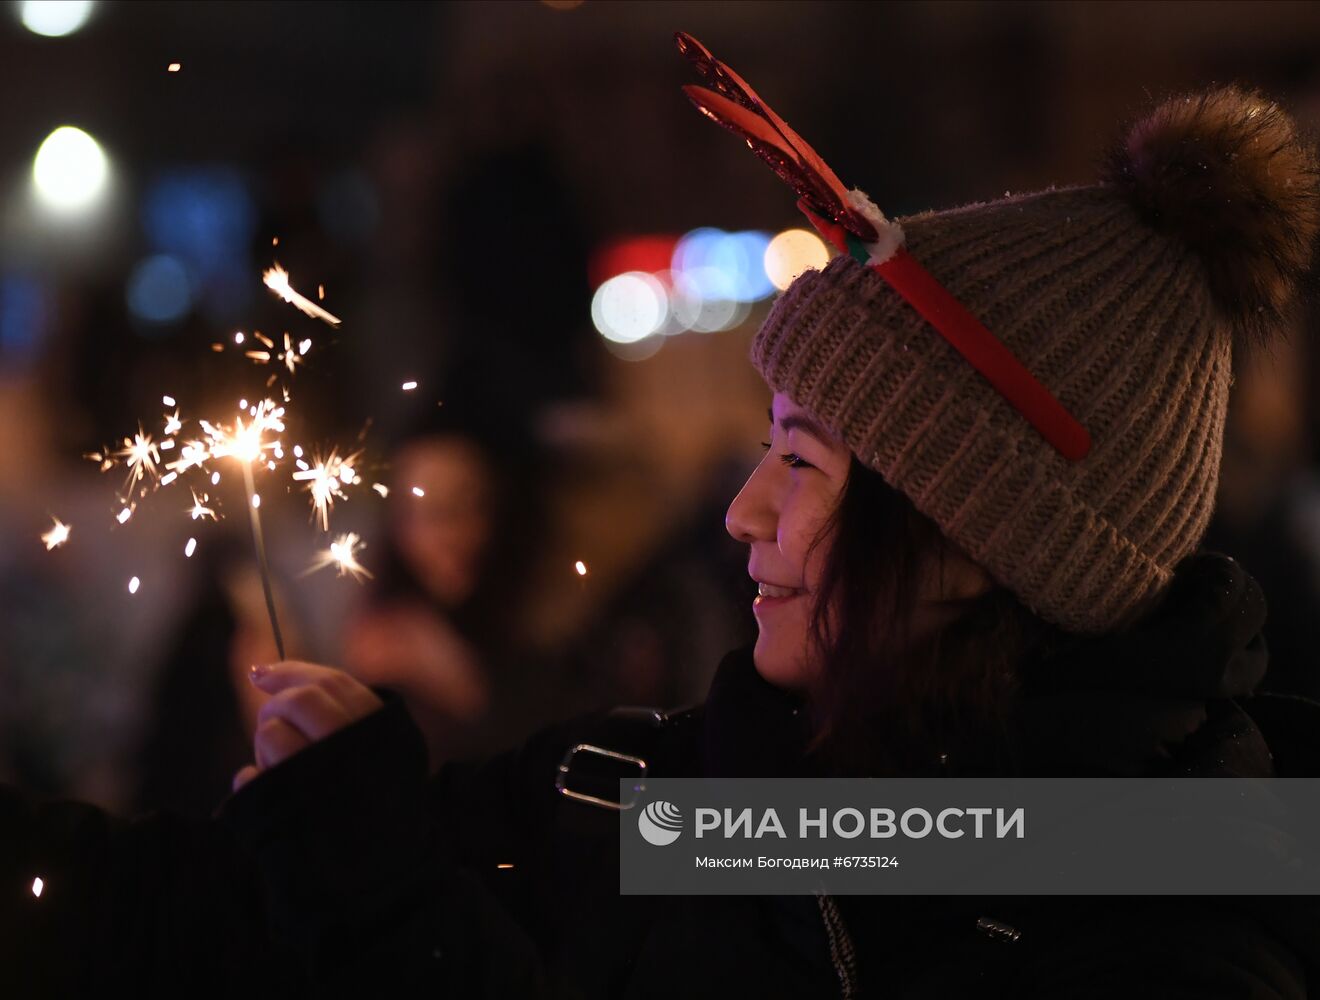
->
xmin=760 ymin=441 xmax=812 ymax=469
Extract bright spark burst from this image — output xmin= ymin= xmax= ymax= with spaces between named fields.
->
xmin=307 ymin=532 xmax=373 ymax=582
xmin=163 ymin=409 xmax=182 ymax=436
xmin=291 ymin=447 xmax=363 ymax=531
xmin=263 ymin=265 xmax=342 ymax=327
xmin=117 ymin=427 xmax=161 ymax=489
xmin=42 ymin=517 xmax=71 ymax=550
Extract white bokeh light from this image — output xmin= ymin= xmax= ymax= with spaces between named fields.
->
xmin=19 ymin=1 xmax=95 ymax=37
xmin=591 ymin=271 xmax=668 ymax=345
xmin=764 ymin=228 xmax=830 ymax=291
xmin=32 ymin=126 xmax=108 ymax=211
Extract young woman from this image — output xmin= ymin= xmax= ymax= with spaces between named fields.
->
xmin=7 ymin=41 xmax=1320 ymax=998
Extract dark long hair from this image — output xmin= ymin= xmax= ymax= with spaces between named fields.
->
xmin=803 ymin=457 xmax=1069 ymax=776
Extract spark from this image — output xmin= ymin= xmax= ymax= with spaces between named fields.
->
xmin=185 ymin=537 xmax=197 ymax=558
xmin=160 ymin=471 xmax=178 ymax=486
xmin=234 ymin=332 xmax=245 ymax=345
xmin=291 ymin=447 xmax=363 ymax=530
xmin=575 ymin=560 xmax=588 ymax=577
xmin=167 ymin=62 xmax=181 ymax=72
xmin=31 ymin=878 xmax=43 ymax=899
xmin=411 ymin=486 xmax=425 ymax=497
xmin=42 ymin=517 xmax=71 ymax=550
xmin=401 ymin=380 xmax=418 ymax=391
xmin=117 ymin=427 xmax=161 ymax=489
xmin=211 ymin=471 xmax=221 ymax=485
xmin=307 ymin=532 xmax=373 ymax=582
xmin=128 ymin=576 xmax=141 ymax=595
xmin=188 ymin=490 xmax=216 ymax=521
xmin=166 ymin=440 xmax=209 ymax=475
xmin=162 ymin=395 xmax=176 ymax=407
xmin=279 ymin=332 xmax=303 ymax=376
xmin=263 ymin=264 xmax=341 ymax=327
xmin=117 ymin=507 xmax=132 ymax=524
xmin=317 ymin=284 xmax=325 ymax=300
xmin=163 ymin=409 xmax=182 ymax=436
xmin=298 ymin=338 xmax=312 ymax=356
xmin=372 ymin=483 xmax=389 ymax=497
xmin=251 ymin=493 xmax=261 ymax=509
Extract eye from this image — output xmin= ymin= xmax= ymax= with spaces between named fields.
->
xmin=779 ymin=452 xmax=812 ymax=469
xmin=760 ymin=440 xmax=772 ymax=450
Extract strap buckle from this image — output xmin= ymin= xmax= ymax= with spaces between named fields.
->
xmin=555 ymin=743 xmax=648 ymax=811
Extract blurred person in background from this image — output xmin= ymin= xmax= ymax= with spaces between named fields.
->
xmin=343 ymin=410 xmax=555 ymax=766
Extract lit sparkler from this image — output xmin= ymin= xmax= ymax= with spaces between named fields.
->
xmin=263 ymin=264 xmax=342 ymax=327
xmin=41 ymin=517 xmax=71 ymax=550
xmin=79 ymin=261 xmax=384 ymax=659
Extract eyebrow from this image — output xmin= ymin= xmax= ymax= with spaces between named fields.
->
xmin=768 ymin=407 xmax=832 ymax=442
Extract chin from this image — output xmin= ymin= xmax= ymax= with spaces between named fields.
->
xmin=752 ymin=632 xmax=812 ymax=692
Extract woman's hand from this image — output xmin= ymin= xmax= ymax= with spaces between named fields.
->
xmin=232 ymin=661 xmax=384 ymax=792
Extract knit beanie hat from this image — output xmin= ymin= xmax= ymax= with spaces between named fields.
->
xmin=678 ymin=33 xmax=1320 ymax=634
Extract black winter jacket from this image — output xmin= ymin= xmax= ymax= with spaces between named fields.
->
xmin=3 ymin=551 xmax=1319 ymax=998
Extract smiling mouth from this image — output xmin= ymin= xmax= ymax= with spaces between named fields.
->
xmin=757 ymin=582 xmax=803 ymax=599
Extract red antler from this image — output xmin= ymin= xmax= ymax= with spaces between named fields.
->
xmin=675 ymin=31 xmax=1093 ymax=463
xmin=675 ymin=31 xmax=877 ymax=242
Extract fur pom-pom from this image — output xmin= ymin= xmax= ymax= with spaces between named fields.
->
xmin=1101 ymin=85 xmax=1320 ymax=351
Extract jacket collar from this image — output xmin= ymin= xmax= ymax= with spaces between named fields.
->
xmin=701 ymin=551 xmax=1273 ymax=778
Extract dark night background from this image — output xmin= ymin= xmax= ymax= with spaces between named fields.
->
xmin=2 ymin=0 xmax=1319 ymax=813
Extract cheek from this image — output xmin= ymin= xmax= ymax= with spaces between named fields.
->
xmin=778 ymin=493 xmax=835 ymax=582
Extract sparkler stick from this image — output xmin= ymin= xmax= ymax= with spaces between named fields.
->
xmin=241 ymin=458 xmax=286 ymax=660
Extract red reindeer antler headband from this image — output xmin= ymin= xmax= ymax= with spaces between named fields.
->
xmin=676 ymin=31 xmax=1092 ymax=462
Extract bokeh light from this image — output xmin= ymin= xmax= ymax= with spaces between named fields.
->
xmin=32 ymin=126 xmax=108 ymax=211
xmin=19 ymin=1 xmax=94 ymax=37
xmin=126 ymin=255 xmax=194 ymax=326
xmin=764 ymin=228 xmax=830 ymax=291
xmin=591 ymin=271 xmax=668 ymax=344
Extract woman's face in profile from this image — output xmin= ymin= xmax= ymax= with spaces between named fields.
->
xmin=726 ymin=393 xmax=853 ymax=691
xmin=726 ymin=392 xmax=993 ymax=693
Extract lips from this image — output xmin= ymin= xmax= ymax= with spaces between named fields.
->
xmin=757 ymin=581 xmax=802 ymax=599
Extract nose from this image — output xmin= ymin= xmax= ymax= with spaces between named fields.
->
xmin=725 ymin=456 xmax=777 ymax=545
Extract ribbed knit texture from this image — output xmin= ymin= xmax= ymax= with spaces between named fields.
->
xmin=753 ymin=182 xmax=1231 ymax=634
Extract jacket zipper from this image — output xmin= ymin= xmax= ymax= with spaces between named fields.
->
xmin=816 ymin=891 xmax=859 ymax=998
